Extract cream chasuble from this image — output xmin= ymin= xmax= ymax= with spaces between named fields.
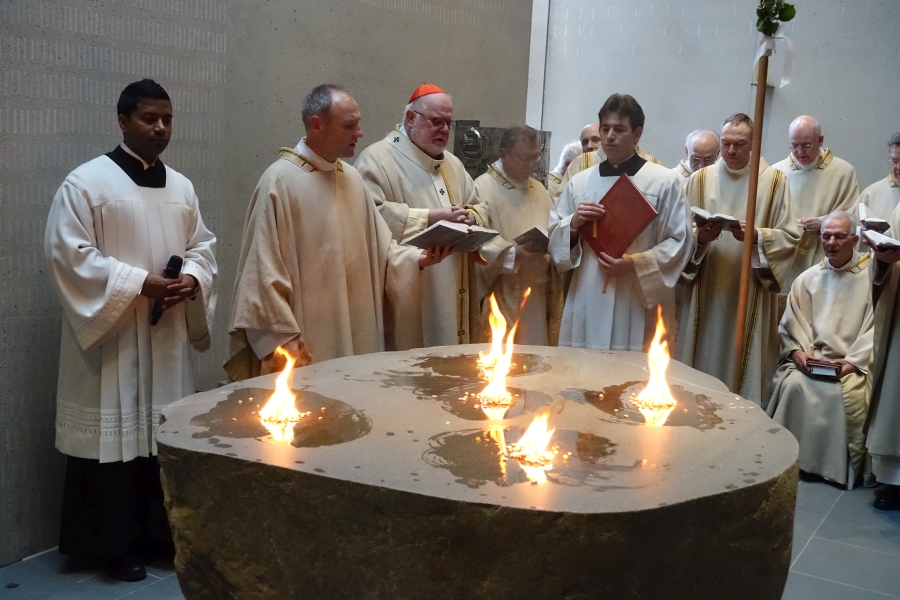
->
xmin=548 ymin=155 xmax=692 ymax=351
xmin=355 ymin=129 xmax=495 ymax=348
xmin=547 ymin=172 xmax=564 ymax=201
xmin=45 ymin=150 xmax=218 ymax=463
xmin=473 ymin=163 xmax=563 ymax=346
xmin=766 ymin=252 xmax=873 ymax=488
xmin=676 ymin=158 xmax=800 ymax=403
xmin=865 ymin=201 xmax=900 ymax=485
xmin=773 ymin=150 xmax=861 ymax=284
xmin=550 ymin=146 xmax=663 ymax=200
xmin=856 ymin=173 xmax=900 ymax=223
xmin=224 ymin=145 xmax=424 ymax=382
xmin=673 ymin=160 xmax=692 ymax=179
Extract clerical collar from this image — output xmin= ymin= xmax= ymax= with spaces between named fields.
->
xmin=597 ymin=152 xmax=645 ymax=177
xmin=295 ymin=138 xmax=337 ymax=172
xmin=797 ymin=148 xmax=825 ymax=171
xmin=387 ymin=127 xmax=444 ymax=174
xmin=106 ymin=144 xmax=166 ymax=188
xmin=720 ymin=157 xmax=752 ymax=176
xmin=491 ymin=159 xmax=528 ymax=189
xmin=826 ymin=250 xmax=863 ymax=272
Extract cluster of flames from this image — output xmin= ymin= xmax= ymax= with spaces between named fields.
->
xmin=259 ymin=347 xmax=302 ymax=441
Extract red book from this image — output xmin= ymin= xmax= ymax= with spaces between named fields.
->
xmin=577 ymin=173 xmax=658 ymax=259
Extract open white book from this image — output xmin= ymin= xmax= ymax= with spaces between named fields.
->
xmin=862 ymin=229 xmax=900 ymax=251
xmin=691 ymin=207 xmax=741 ymax=228
xmin=406 ymin=221 xmax=499 ymax=254
xmin=513 ymin=226 xmax=549 ymax=250
xmin=858 ymin=204 xmax=890 ymax=233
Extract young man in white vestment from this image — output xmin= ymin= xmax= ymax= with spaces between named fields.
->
xmin=856 ymin=132 xmax=900 ymax=223
xmin=861 ymin=161 xmax=900 ymax=510
xmin=225 ymin=85 xmax=450 ymax=381
xmin=766 ymin=212 xmax=873 ymax=489
xmin=773 ymin=116 xmax=861 ymax=284
xmin=354 ymin=83 xmax=496 ymax=348
xmin=672 ymin=130 xmax=720 ymax=179
xmin=44 ymin=79 xmax=218 ymax=581
xmin=551 ymin=121 xmax=664 ymax=201
xmin=473 ymin=125 xmax=563 ymax=345
xmin=548 ymin=94 xmax=692 ymax=351
xmin=677 ymin=113 xmax=800 ymax=403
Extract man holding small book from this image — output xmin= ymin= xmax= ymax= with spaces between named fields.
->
xmin=473 ymin=125 xmax=563 ymax=346
xmin=856 ymin=132 xmax=900 ymax=227
xmin=548 ymin=94 xmax=691 ymax=351
xmin=766 ymin=212 xmax=873 ymax=489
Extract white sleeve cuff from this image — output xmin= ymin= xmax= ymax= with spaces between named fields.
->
xmin=752 ymin=230 xmax=769 ymax=268
xmin=245 ymin=329 xmax=297 ymax=360
xmin=502 ymin=246 xmax=518 ymax=273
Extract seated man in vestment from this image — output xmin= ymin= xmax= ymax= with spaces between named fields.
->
xmin=548 ymin=94 xmax=692 ymax=351
xmin=473 ymin=125 xmax=563 ymax=345
xmin=225 ymin=84 xmax=449 ymax=380
xmin=766 ymin=212 xmax=873 ymax=489
xmin=45 ymin=79 xmax=218 ymax=581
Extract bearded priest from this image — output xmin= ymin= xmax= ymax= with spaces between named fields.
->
xmin=548 ymin=94 xmax=692 ymax=351
xmin=355 ymin=84 xmax=498 ymax=347
xmin=677 ymin=113 xmax=801 ymax=403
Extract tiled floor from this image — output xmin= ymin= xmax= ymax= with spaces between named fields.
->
xmin=1 ymin=480 xmax=899 ymax=598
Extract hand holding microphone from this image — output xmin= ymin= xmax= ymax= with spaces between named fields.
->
xmin=140 ymin=256 xmax=199 ymax=325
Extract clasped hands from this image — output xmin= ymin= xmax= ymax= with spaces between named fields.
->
xmin=140 ymin=272 xmax=198 ymax=311
xmin=790 ymin=349 xmax=858 ymax=379
xmin=570 ymin=202 xmax=634 ymax=276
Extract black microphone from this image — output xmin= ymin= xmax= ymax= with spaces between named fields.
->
xmin=150 ymin=255 xmax=184 ymax=326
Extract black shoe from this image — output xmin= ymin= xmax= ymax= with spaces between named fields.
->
xmin=874 ymin=485 xmax=900 ymax=511
xmin=101 ymin=554 xmax=147 ymax=582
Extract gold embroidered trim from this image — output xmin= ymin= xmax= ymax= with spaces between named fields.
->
xmin=279 ymin=147 xmax=316 ymax=172
xmin=690 ymin=167 xmax=708 ymax=366
xmin=487 ymin=164 xmax=515 ymax=190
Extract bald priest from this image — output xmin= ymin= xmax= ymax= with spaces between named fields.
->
xmin=225 ymin=84 xmax=449 ymax=381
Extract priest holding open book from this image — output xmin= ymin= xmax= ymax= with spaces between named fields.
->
xmin=548 ymin=94 xmax=692 ymax=351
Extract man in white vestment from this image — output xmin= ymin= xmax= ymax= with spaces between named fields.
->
xmin=548 ymin=94 xmax=692 ymax=351
xmin=44 ymin=79 xmax=218 ymax=580
xmin=773 ymin=116 xmax=861 ymax=283
xmin=861 ymin=156 xmax=900 ymax=510
xmin=548 ymin=140 xmax=582 ymax=200
xmin=551 ymin=121 xmax=663 ymax=200
xmin=474 ymin=125 xmax=563 ymax=345
xmin=766 ymin=212 xmax=873 ymax=489
xmin=677 ymin=113 xmax=800 ymax=403
xmin=355 ymin=83 xmax=494 ymax=348
xmin=856 ymin=132 xmax=900 ymax=222
xmin=673 ymin=130 xmax=720 ymax=179
xmin=225 ymin=85 xmax=449 ymax=381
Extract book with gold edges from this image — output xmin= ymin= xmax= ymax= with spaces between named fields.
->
xmin=577 ymin=173 xmax=658 ymax=259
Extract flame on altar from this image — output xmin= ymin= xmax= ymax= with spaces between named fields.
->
xmin=507 ymin=413 xmax=556 ymax=484
xmin=632 ymin=306 xmax=677 ymax=427
xmin=259 ymin=347 xmax=301 ymax=441
xmin=477 ymin=289 xmax=531 ymax=412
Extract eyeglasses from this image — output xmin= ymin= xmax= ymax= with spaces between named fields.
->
xmin=789 ymin=143 xmax=814 ymax=151
xmin=820 ymin=233 xmax=851 ymax=242
xmin=413 ymin=110 xmax=453 ymax=130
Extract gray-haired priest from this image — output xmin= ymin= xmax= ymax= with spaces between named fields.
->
xmin=677 ymin=113 xmax=801 ymax=403
xmin=548 ymin=94 xmax=691 ymax=351
xmin=473 ymin=125 xmax=563 ymax=345
xmin=44 ymin=79 xmax=218 ymax=581
xmin=355 ymin=83 xmax=498 ymax=347
xmin=773 ymin=116 xmax=861 ymax=285
xmin=225 ymin=85 xmax=448 ymax=381
xmin=673 ymin=130 xmax=720 ymax=179
xmin=766 ymin=212 xmax=873 ymax=489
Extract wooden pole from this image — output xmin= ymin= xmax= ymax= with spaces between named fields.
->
xmin=731 ymin=54 xmax=769 ymax=393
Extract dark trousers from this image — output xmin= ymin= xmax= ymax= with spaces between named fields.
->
xmin=58 ymin=455 xmax=173 ymax=560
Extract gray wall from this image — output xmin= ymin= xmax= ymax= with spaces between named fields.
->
xmin=536 ymin=0 xmax=900 ymax=190
xmin=0 ymin=0 xmax=531 ymax=565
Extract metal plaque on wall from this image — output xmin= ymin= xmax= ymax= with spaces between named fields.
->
xmin=451 ymin=121 xmax=551 ymax=186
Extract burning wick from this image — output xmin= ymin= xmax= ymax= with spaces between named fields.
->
xmin=258 ymin=347 xmax=301 ymax=441
xmin=631 ymin=306 xmax=677 ymax=427
xmin=507 ymin=413 xmax=555 ymax=484
xmin=477 ymin=289 xmax=531 ymax=417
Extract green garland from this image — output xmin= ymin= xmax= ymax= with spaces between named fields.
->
xmin=757 ymin=0 xmax=796 ymax=36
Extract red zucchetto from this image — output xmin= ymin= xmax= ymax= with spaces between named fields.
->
xmin=408 ymin=83 xmax=445 ymax=103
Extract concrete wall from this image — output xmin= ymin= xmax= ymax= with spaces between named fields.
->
xmin=0 ymin=0 xmax=531 ymax=565
xmin=535 ymin=0 xmax=899 ymax=190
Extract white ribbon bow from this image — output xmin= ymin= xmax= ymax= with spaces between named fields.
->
xmin=754 ymin=31 xmax=794 ymax=88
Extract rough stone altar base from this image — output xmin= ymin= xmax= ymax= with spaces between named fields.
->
xmin=158 ymin=345 xmax=799 ymax=600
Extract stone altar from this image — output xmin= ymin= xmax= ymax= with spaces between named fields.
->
xmin=158 ymin=345 xmax=799 ymax=600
